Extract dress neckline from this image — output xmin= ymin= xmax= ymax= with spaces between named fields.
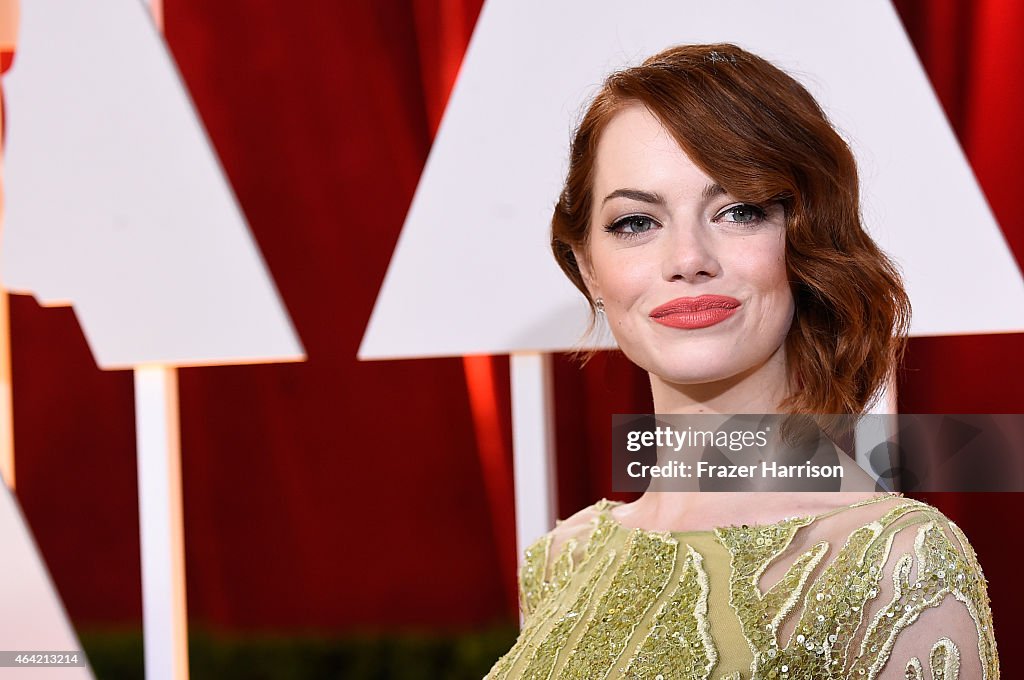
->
xmin=596 ymin=492 xmax=906 ymax=537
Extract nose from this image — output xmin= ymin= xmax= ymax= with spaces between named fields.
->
xmin=661 ymin=219 xmax=721 ymax=282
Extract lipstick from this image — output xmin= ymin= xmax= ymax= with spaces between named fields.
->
xmin=649 ymin=295 xmax=740 ymax=329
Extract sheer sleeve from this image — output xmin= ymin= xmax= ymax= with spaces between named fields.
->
xmin=516 ymin=502 xmax=604 ymax=625
xmin=848 ymin=504 xmax=999 ymax=680
xmin=721 ymin=495 xmax=999 ymax=680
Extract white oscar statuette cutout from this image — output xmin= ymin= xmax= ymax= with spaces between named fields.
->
xmin=0 ymin=1 xmax=305 ymax=678
xmin=0 ymin=481 xmax=94 ymax=678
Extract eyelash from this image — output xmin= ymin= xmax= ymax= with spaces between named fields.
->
xmin=604 ymin=204 xmax=769 ymax=239
xmin=604 ymin=214 xmax=659 ymax=239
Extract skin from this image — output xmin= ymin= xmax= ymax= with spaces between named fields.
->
xmin=573 ymin=103 xmax=884 ymax=530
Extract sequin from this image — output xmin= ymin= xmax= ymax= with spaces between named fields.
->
xmin=906 ymin=637 xmax=961 ymax=680
xmin=562 ymin=530 xmax=677 ymax=678
xmin=485 ymin=496 xmax=999 ymax=679
xmin=517 ymin=533 xmax=551 ymax=620
xmin=930 ymin=637 xmax=960 ymax=680
xmin=519 ymin=551 xmax=617 ymax=679
xmin=906 ymin=656 xmax=924 ymax=679
xmin=624 ymin=545 xmax=717 ymax=679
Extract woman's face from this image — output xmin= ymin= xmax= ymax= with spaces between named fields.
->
xmin=577 ymin=103 xmax=795 ymax=390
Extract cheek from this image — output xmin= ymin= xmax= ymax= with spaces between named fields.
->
xmin=589 ymin=248 xmax=655 ymax=304
xmin=766 ymin=272 xmax=795 ymax=333
xmin=735 ymin=242 xmax=794 ymax=320
xmin=750 ymin=232 xmax=788 ymax=284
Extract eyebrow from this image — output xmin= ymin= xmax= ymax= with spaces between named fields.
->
xmin=601 ymin=183 xmax=727 ymax=206
xmin=701 ymin=183 xmax=727 ymax=201
xmin=601 ymin=188 xmax=664 ymax=206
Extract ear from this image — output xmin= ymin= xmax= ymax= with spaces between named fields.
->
xmin=572 ymin=245 xmax=601 ymax=301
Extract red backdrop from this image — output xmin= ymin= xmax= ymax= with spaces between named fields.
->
xmin=7 ymin=0 xmax=1021 ymax=673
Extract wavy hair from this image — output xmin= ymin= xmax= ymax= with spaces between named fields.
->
xmin=551 ymin=43 xmax=911 ymax=416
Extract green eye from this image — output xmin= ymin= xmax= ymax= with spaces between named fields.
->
xmin=718 ymin=204 xmax=766 ymax=224
xmin=606 ymin=215 xmax=659 ymax=237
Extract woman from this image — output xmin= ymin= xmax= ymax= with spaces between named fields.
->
xmin=486 ymin=44 xmax=998 ymax=679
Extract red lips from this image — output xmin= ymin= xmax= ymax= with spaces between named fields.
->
xmin=649 ymin=295 xmax=741 ymax=329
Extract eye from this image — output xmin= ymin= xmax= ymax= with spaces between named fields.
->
xmin=605 ymin=214 xmax=660 ymax=238
xmin=715 ymin=203 xmax=767 ymax=225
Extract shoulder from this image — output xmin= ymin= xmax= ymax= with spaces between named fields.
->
xmin=814 ymin=493 xmax=986 ymax=562
xmin=734 ymin=494 xmax=1000 ymax=678
xmin=843 ymin=496 xmax=1000 ymax=679
xmin=551 ymin=497 xmax=617 ymax=553
xmin=524 ymin=497 xmax=617 ymax=560
xmin=861 ymin=495 xmax=991 ymax=593
xmin=517 ymin=499 xmax=617 ymax=622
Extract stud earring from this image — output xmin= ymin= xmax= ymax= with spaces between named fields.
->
xmin=595 ymin=297 xmax=605 ymax=314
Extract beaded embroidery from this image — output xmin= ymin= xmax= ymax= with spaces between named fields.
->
xmin=623 ymin=544 xmax=717 ymax=679
xmin=489 ymin=496 xmax=999 ymax=679
xmin=486 ymin=510 xmax=619 ymax=679
xmin=518 ymin=533 xmax=551 ymax=619
xmin=560 ymin=530 xmax=677 ymax=679
xmin=905 ymin=637 xmax=960 ymax=680
xmin=930 ymin=637 xmax=960 ymax=680
xmin=848 ymin=515 xmax=997 ymax=680
xmin=519 ymin=551 xmax=618 ymax=679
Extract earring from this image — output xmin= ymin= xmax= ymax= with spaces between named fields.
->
xmin=595 ymin=297 xmax=605 ymax=314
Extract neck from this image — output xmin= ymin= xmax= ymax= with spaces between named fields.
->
xmin=629 ymin=344 xmax=882 ymax=526
xmin=616 ymin=489 xmax=889 ymax=533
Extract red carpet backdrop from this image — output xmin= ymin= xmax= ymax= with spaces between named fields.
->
xmin=6 ymin=0 xmax=1022 ymax=676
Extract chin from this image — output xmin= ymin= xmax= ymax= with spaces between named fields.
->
xmin=619 ymin=325 xmax=788 ymax=391
xmin=626 ymin=338 xmax=779 ymax=392
xmin=629 ymin=351 xmax=746 ymax=387
xmin=650 ymin=365 xmax=746 ymax=387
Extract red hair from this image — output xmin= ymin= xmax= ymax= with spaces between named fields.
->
xmin=551 ymin=43 xmax=911 ymax=416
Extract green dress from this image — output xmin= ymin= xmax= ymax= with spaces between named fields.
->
xmin=486 ymin=494 xmax=999 ymax=679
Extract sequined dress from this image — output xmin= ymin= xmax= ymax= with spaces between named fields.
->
xmin=485 ymin=494 xmax=998 ymax=679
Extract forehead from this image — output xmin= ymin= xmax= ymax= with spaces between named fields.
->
xmin=593 ymin=103 xmax=712 ymax=198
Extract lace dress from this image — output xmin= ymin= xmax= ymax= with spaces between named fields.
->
xmin=486 ymin=494 xmax=998 ymax=679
